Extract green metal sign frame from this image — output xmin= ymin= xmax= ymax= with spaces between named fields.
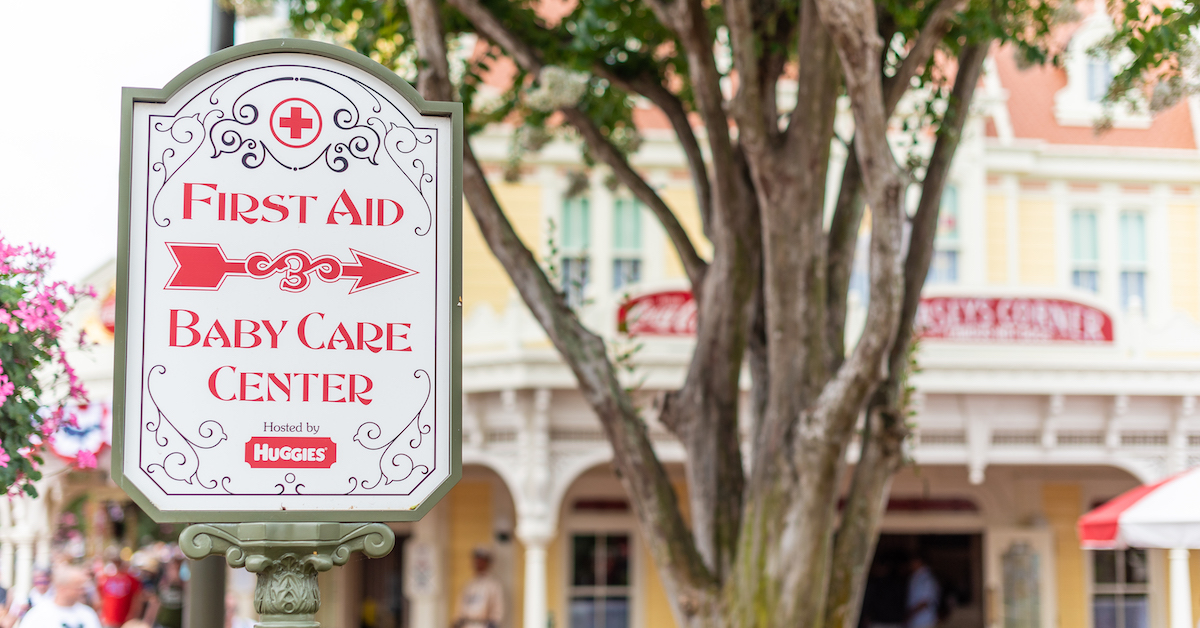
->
xmin=114 ymin=39 xmax=463 ymax=523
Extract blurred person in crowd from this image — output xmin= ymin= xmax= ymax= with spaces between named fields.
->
xmin=121 ymin=620 xmax=150 ymax=628
xmin=20 ymin=566 xmax=100 ymax=628
xmin=97 ymin=557 xmax=143 ymax=628
xmin=142 ymin=558 xmax=182 ymax=628
xmin=451 ymin=547 xmax=503 ymax=628
xmin=11 ymin=568 xmax=55 ymax=620
xmin=26 ymin=569 xmax=53 ymax=609
xmin=0 ymin=600 xmax=18 ymax=628
xmin=906 ymin=554 xmax=940 ymax=628
xmin=224 ymin=595 xmax=251 ymax=628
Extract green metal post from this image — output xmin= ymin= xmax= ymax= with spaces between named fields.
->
xmin=186 ymin=555 xmax=226 ymax=628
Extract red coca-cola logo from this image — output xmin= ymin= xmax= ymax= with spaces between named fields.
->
xmin=618 ymin=290 xmax=697 ymax=337
xmin=245 ymin=437 xmax=337 ymax=468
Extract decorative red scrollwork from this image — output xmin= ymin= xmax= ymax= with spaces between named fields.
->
xmin=245 ymin=250 xmax=343 ymax=292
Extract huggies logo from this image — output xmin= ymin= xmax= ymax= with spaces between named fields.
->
xmin=245 ymin=437 xmax=337 ymax=468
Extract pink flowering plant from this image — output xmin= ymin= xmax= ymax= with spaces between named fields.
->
xmin=0 ymin=237 xmax=92 ymax=496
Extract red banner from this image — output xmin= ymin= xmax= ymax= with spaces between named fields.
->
xmin=915 ymin=296 xmax=1113 ymax=343
xmin=618 ymin=290 xmax=697 ymax=337
xmin=618 ymin=291 xmax=1114 ymax=343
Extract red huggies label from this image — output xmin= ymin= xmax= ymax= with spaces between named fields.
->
xmin=245 ymin=437 xmax=337 ymax=468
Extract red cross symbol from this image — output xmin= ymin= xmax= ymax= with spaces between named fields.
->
xmin=278 ymin=107 xmax=312 ymax=139
xmin=269 ymin=98 xmax=322 ymax=148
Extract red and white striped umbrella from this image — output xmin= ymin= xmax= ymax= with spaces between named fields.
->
xmin=1079 ymin=467 xmax=1200 ymax=549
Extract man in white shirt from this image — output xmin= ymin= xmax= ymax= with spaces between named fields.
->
xmin=20 ymin=566 xmax=100 ymax=628
xmin=906 ymin=555 xmax=940 ymax=628
xmin=452 ymin=547 xmax=504 ymax=628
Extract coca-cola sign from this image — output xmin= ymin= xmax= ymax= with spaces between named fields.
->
xmin=916 ymin=296 xmax=1113 ymax=343
xmin=618 ymin=290 xmax=697 ymax=336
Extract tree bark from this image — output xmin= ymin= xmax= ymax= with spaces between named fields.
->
xmin=405 ymin=0 xmax=986 ymax=625
xmin=823 ymin=40 xmax=991 ymax=628
xmin=407 ymin=3 xmax=720 ymax=624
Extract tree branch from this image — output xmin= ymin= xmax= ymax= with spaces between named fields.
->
xmin=446 ymin=0 xmax=708 ymax=286
xmin=407 ymin=0 xmax=717 ymax=613
xmin=409 ymin=0 xmax=452 ymax=102
xmin=785 ymin=0 xmax=841 ymax=143
xmin=824 ymin=11 xmax=898 ymax=364
xmin=823 ymin=147 xmax=863 ymax=366
xmin=563 ymin=108 xmax=708 ymax=286
xmin=811 ymin=0 xmax=905 ymax=434
xmin=824 ymin=40 xmax=990 ymax=628
xmin=724 ymin=0 xmax=771 ymax=147
xmin=889 ymin=40 xmax=989 ymax=401
xmin=823 ymin=404 xmax=908 ymax=628
xmin=595 ymin=67 xmax=714 ymax=238
xmin=882 ymin=0 xmax=968 ymax=114
xmin=642 ymin=0 xmax=743 ymax=227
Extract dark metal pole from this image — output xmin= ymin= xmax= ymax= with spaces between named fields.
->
xmin=211 ymin=0 xmax=236 ymax=52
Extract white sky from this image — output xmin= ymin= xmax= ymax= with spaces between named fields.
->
xmin=0 ymin=1 xmax=216 ymax=283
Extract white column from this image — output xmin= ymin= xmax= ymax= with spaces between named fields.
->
xmin=30 ymin=481 xmax=52 ymax=570
xmin=0 ymin=541 xmax=14 ymax=590
xmin=522 ymin=540 xmax=549 ymax=628
xmin=10 ymin=497 xmax=32 ymax=606
xmin=0 ymin=498 xmax=14 ymax=589
xmin=517 ymin=388 xmax=555 ymax=628
xmin=13 ymin=539 xmax=33 ymax=606
xmin=405 ymin=501 xmax=446 ymax=628
xmin=1169 ymin=548 xmax=1193 ymax=628
xmin=34 ymin=535 xmax=50 ymax=571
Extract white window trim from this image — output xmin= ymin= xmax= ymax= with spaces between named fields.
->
xmin=1117 ymin=209 xmax=1150 ymax=313
xmin=1059 ymin=187 xmax=1170 ymax=320
xmin=610 ymin=196 xmax=646 ymax=294
xmin=1084 ymin=548 xmax=1166 ymax=628
xmin=1054 ymin=8 xmax=1151 ymax=129
xmin=561 ymin=511 xmax=644 ymax=628
xmin=1069 ymin=206 xmax=1103 ymax=295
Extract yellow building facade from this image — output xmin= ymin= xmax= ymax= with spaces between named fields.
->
xmin=33 ymin=9 xmax=1200 ymax=628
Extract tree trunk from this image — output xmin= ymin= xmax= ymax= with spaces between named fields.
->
xmin=402 ymin=0 xmax=992 ymax=625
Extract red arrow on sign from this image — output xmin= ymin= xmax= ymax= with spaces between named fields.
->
xmin=164 ymin=243 xmax=417 ymax=293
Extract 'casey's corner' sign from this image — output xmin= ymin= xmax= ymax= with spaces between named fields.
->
xmin=114 ymin=40 xmax=462 ymax=522
xmin=618 ymin=290 xmax=1114 ymax=344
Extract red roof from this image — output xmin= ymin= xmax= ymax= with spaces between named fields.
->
xmin=992 ymin=44 xmax=1196 ymax=149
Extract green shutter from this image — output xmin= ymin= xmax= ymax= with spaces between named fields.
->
xmin=1119 ymin=212 xmax=1146 ymax=264
xmin=1072 ymin=210 xmax=1099 ymax=263
xmin=613 ymin=200 xmax=642 ymax=252
xmin=562 ymin=197 xmax=590 ymax=250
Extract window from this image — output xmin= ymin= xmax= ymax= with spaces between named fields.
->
xmin=570 ymin=533 xmax=631 ymax=628
xmin=1119 ymin=211 xmax=1147 ymax=312
xmin=612 ymin=199 xmax=643 ymax=290
xmin=927 ymin=185 xmax=960 ymax=284
xmin=561 ymin=197 xmax=590 ymax=307
xmin=1087 ymin=58 xmax=1113 ymax=102
xmin=1071 ymin=210 xmax=1100 ymax=293
xmin=1092 ymin=549 xmax=1149 ymax=628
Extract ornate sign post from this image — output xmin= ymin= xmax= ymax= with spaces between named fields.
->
xmin=114 ymin=39 xmax=462 ymax=627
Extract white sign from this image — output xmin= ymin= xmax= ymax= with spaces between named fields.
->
xmin=116 ymin=41 xmax=461 ymax=521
